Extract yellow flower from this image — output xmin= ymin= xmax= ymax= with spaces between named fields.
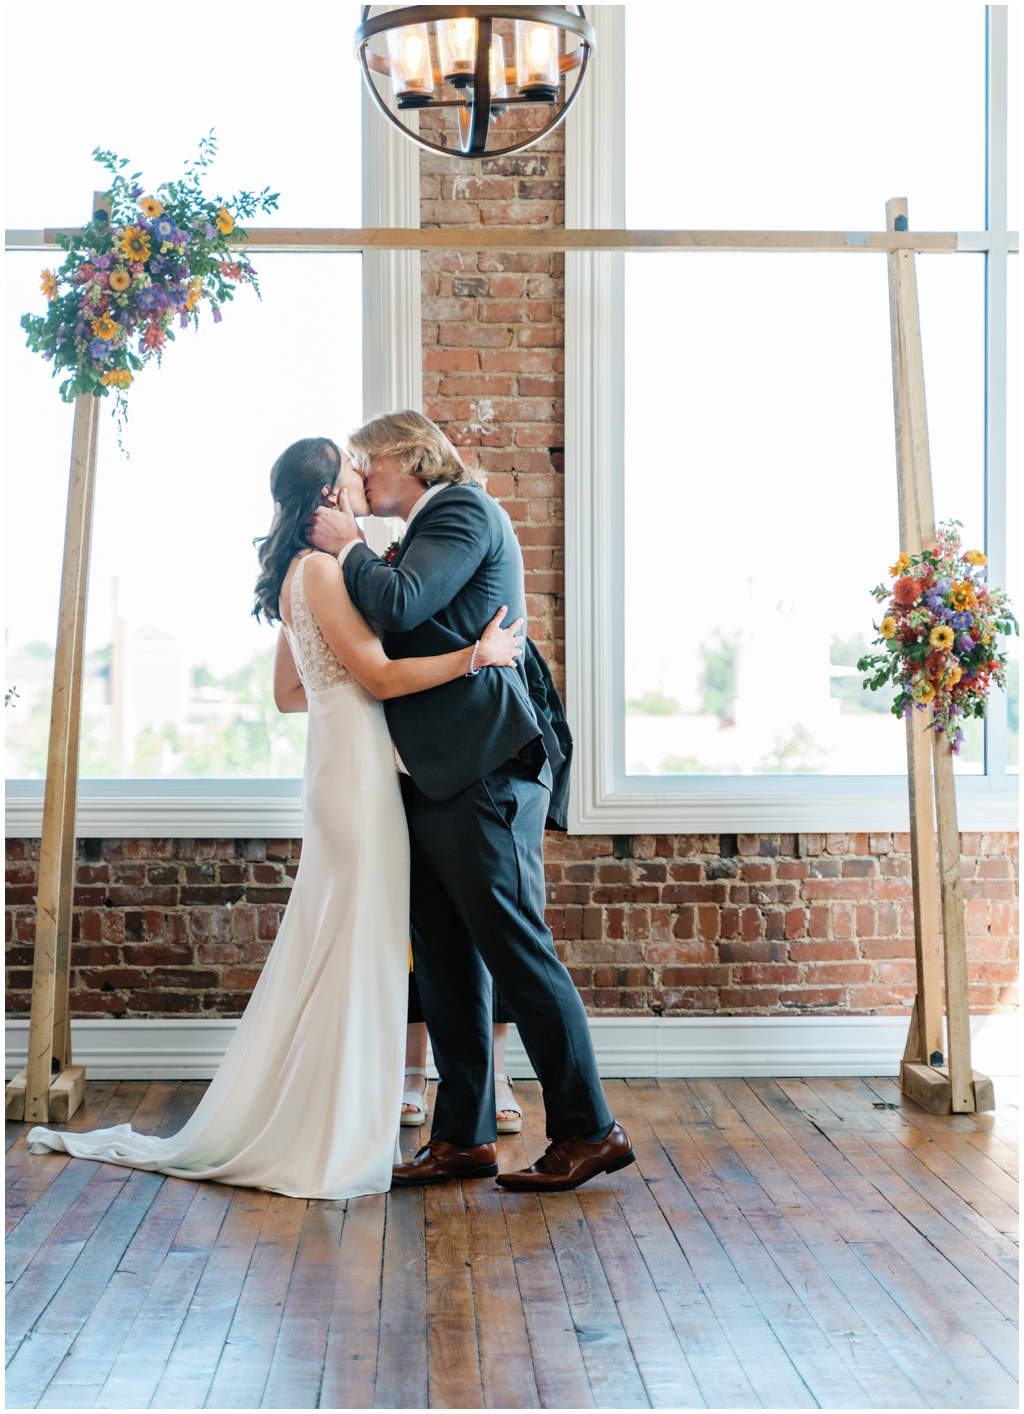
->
xmin=185 ymin=278 xmax=203 ymax=311
xmin=889 ymin=552 xmax=911 ymax=577
xmin=119 ymin=225 xmax=151 ymax=262
xmin=215 ymin=206 xmax=234 ymax=235
xmin=914 ymin=682 xmax=936 ymax=703
xmin=949 ymin=580 xmax=977 ymax=612
xmin=109 ymin=269 xmax=131 ymax=292
xmin=101 ymin=368 xmax=133 ymax=389
xmin=879 ymin=617 xmax=897 ymax=640
xmin=929 ymin=625 xmax=955 ymax=651
xmin=139 ymin=197 xmax=163 ymax=218
xmin=964 ymin=549 xmax=987 ymax=566
xmin=947 ymin=665 xmax=963 ymax=687
xmin=90 ymin=313 xmax=117 ymax=341
xmin=40 ymin=269 xmax=58 ymax=300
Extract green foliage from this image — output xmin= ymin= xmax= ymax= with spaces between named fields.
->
xmin=626 ymin=690 xmax=680 ymax=716
xmin=698 ymin=633 xmax=736 ymax=719
xmin=830 ymin=633 xmax=894 ymax=715
xmin=756 ymin=725 xmax=828 ymax=775
xmin=660 ymin=754 xmax=712 ymax=774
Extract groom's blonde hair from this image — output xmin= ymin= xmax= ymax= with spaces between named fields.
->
xmin=347 ymin=410 xmax=482 ymax=488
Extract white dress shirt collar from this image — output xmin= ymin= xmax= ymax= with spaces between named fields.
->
xmin=402 ymin=480 xmax=450 ymax=530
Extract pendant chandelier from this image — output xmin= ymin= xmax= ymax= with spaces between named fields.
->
xmin=355 ymin=6 xmax=595 ymax=158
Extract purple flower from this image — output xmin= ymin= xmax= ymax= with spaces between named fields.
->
xmin=137 ymin=287 xmax=168 ymax=313
xmin=89 ymin=337 xmax=109 ymax=357
xmin=166 ymin=283 xmax=188 ymax=308
xmin=924 ymin=591 xmax=943 ymax=612
xmin=42 ymin=350 xmax=53 ymax=361
xmin=152 ymin=217 xmax=180 ymax=243
xmin=94 ymin=254 xmax=114 ymax=270
xmin=179 ymin=312 xmax=189 ymax=328
xmin=951 ymin=611 xmax=973 ymax=631
xmin=74 ymin=322 xmax=86 ymax=336
xmin=148 ymin=257 xmax=169 ymax=276
xmin=212 ymin=305 xmax=223 ymax=323
xmin=130 ymin=185 xmax=144 ymax=199
xmin=203 ymin=223 xmax=216 ymax=240
xmin=935 ymin=578 xmax=951 ymax=594
xmin=957 ymin=634 xmax=974 ymax=654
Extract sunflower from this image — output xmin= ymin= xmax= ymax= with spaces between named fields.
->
xmin=889 ymin=552 xmax=911 ymax=577
xmin=947 ymin=665 xmax=963 ymax=687
xmin=879 ymin=617 xmax=897 ymax=640
xmin=929 ymin=624 xmax=955 ymax=651
xmin=949 ymin=580 xmax=977 ymax=612
xmin=913 ymin=682 xmax=936 ymax=704
xmin=101 ymin=367 xmax=133 ymax=389
xmin=119 ymin=226 xmax=151 ymax=262
xmin=40 ymin=269 xmax=58 ymax=300
xmin=139 ymin=197 xmax=163 ymax=218
xmin=90 ymin=313 xmax=118 ymax=341
xmin=108 ymin=269 xmax=131 ymax=293
xmin=215 ymin=206 xmax=234 ymax=235
xmin=964 ymin=549 xmax=987 ymax=567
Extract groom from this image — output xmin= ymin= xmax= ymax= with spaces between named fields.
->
xmin=308 ymin=410 xmax=633 ymax=1192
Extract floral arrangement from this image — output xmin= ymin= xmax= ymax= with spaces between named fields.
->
xmin=21 ymin=135 xmax=278 ymax=422
xmin=858 ymin=520 xmax=1017 ymax=751
xmin=381 ymin=540 xmax=402 ymax=565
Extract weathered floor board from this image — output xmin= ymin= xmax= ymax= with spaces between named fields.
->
xmin=5 ymin=1075 xmax=1018 ymax=1408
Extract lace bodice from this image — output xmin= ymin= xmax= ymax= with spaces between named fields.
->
xmin=283 ymin=554 xmax=354 ymax=695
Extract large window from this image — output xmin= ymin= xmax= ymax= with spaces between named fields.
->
xmin=5 ymin=7 xmax=363 ymax=808
xmin=566 ymin=6 xmax=1016 ymax=831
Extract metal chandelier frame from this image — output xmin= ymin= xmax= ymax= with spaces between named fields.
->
xmin=354 ymin=5 xmax=595 ymax=157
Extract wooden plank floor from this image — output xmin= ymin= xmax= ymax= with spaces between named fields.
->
xmin=6 ymin=1076 xmax=1018 ymax=1409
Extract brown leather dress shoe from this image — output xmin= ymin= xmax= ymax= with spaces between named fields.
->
xmin=392 ymin=1136 xmax=498 ymax=1187
xmin=495 ymin=1122 xmax=635 ymax=1193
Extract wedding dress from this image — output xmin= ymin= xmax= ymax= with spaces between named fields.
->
xmin=28 ymin=555 xmax=410 ymax=1199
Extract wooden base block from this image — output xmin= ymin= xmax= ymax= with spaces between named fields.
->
xmin=5 ymin=1064 xmax=86 ymax=1123
xmin=901 ymin=1060 xmax=994 ymax=1114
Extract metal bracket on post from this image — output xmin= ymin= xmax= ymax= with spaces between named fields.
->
xmin=885 ymin=197 xmax=994 ymax=1116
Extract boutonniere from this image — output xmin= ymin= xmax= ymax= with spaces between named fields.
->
xmin=381 ymin=539 xmax=402 ymax=566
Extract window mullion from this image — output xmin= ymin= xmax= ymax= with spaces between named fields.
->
xmin=984 ymin=4 xmax=1009 ymax=781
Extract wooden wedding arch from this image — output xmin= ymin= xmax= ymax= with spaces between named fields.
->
xmin=5 ymin=205 xmax=998 ymax=1122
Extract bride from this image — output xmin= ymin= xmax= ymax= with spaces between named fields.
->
xmin=27 ymin=436 xmax=522 ymax=1200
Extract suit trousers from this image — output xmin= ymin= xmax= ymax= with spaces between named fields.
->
xmin=401 ymin=769 xmax=612 ymax=1146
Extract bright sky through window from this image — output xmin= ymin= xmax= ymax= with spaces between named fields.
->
xmin=622 ymin=6 xmax=996 ymax=777
xmin=5 ymin=6 xmax=362 ymax=780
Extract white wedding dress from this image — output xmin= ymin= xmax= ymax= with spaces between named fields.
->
xmin=28 ymin=555 xmax=410 ymax=1199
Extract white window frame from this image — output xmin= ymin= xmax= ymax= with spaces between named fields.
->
xmin=6 ymin=92 xmax=422 ymax=839
xmin=565 ymin=5 xmax=1018 ymax=834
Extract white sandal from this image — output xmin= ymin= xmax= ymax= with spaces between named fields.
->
xmin=401 ymin=1066 xmax=428 ymax=1126
xmin=496 ymin=1074 xmax=523 ymax=1134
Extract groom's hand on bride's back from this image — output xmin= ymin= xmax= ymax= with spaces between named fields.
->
xmin=306 ymin=489 xmax=365 ymax=555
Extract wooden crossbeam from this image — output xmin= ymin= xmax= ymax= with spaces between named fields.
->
xmin=26 ymin=227 xmax=964 ymax=254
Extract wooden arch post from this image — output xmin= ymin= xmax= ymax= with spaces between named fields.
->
xmin=5 ymin=193 xmax=110 ymax=1124
xmin=885 ymin=197 xmax=994 ymax=1115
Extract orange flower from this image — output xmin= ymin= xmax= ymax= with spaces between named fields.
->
xmin=893 ymin=576 xmax=919 ymax=607
xmin=889 ymin=552 xmax=911 ymax=577
xmin=90 ymin=313 xmax=117 ymax=341
xmin=40 ymin=269 xmax=58 ymax=300
xmin=949 ymin=580 xmax=977 ymax=612
xmin=139 ymin=197 xmax=163 ymax=218
xmin=102 ymin=368 xmax=133 ymax=389
xmin=109 ymin=269 xmax=131 ymax=293
xmin=215 ymin=206 xmax=234 ymax=235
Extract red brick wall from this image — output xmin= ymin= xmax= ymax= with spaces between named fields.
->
xmin=5 ymin=832 xmax=1017 ymax=1019
xmin=4 ymin=119 xmax=1019 ymax=1023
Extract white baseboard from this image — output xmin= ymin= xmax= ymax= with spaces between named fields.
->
xmin=6 ymin=1013 xmax=1017 ymax=1083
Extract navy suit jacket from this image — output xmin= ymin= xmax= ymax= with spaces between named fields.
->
xmin=342 ymin=483 xmax=549 ymax=800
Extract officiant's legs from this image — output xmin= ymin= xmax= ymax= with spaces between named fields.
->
xmin=402 ymin=769 xmax=613 ymax=1148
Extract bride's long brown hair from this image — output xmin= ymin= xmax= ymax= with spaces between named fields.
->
xmin=253 ymin=437 xmax=340 ymax=622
